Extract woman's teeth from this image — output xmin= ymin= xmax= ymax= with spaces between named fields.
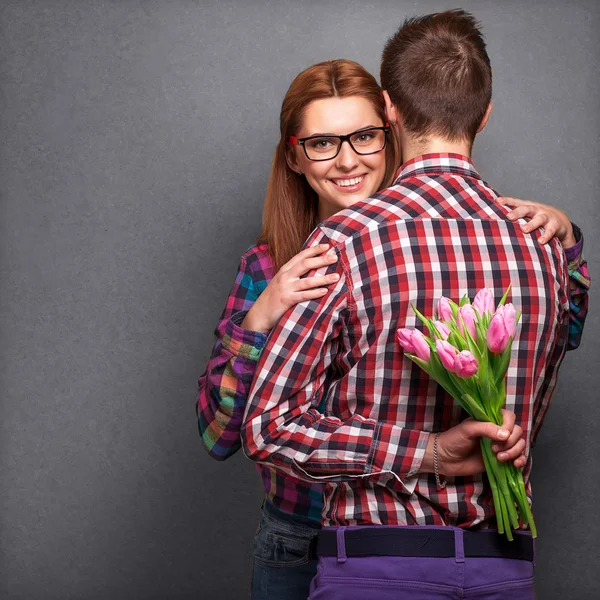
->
xmin=333 ymin=176 xmax=364 ymax=187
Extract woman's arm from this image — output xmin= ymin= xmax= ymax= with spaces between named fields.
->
xmin=196 ymin=249 xmax=270 ymax=460
xmin=497 ymin=197 xmax=590 ymax=350
xmin=563 ymin=223 xmax=590 ymax=350
xmin=197 ymin=244 xmax=339 ymax=460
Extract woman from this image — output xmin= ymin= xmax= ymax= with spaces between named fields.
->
xmin=196 ymin=59 xmax=583 ymax=600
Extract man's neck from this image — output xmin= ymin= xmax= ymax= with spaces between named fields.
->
xmin=400 ymin=135 xmax=472 ymax=164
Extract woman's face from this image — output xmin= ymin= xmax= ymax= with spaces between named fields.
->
xmin=288 ymin=96 xmax=387 ymax=221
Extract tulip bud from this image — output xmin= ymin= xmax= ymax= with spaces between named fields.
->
xmin=435 ymin=339 xmax=458 ymax=372
xmin=487 ymin=312 xmax=510 ymax=353
xmin=398 ymin=328 xmax=431 ymax=362
xmin=473 ymin=288 xmax=495 ymax=316
xmin=411 ymin=329 xmax=431 ymax=362
xmin=433 ymin=320 xmax=451 ymax=340
xmin=454 ymin=350 xmax=479 ymax=378
xmin=437 ymin=296 xmax=453 ymax=322
xmin=397 ymin=328 xmax=416 ymax=353
xmin=502 ymin=303 xmax=517 ymax=338
xmin=458 ymin=304 xmax=477 ymax=340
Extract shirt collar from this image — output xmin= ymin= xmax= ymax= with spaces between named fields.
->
xmin=394 ymin=153 xmax=480 ymax=183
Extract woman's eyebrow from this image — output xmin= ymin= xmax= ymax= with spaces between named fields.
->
xmin=305 ymin=124 xmax=381 ymax=136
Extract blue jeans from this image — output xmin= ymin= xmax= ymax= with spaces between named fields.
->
xmin=251 ymin=500 xmax=320 ymax=600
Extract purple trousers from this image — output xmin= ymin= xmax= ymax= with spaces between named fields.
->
xmin=308 ymin=526 xmax=535 ymax=600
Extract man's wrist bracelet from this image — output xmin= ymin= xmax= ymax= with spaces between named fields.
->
xmin=433 ymin=433 xmax=447 ymax=489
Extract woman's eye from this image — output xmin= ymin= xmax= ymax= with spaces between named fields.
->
xmin=353 ymin=132 xmax=376 ymax=144
xmin=308 ymin=138 xmax=335 ymax=150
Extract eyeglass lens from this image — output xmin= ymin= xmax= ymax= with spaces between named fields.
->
xmin=303 ymin=129 xmax=386 ymax=160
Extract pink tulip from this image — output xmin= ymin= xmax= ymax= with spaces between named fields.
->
xmin=433 ymin=320 xmax=451 ymax=340
xmin=458 ymin=304 xmax=477 ymax=339
xmin=397 ymin=328 xmax=417 ymax=353
xmin=473 ymin=288 xmax=495 ymax=316
xmin=397 ymin=328 xmax=431 ymax=362
xmin=487 ymin=312 xmax=510 ymax=353
xmin=437 ymin=296 xmax=453 ymax=322
xmin=411 ymin=329 xmax=431 ymax=362
xmin=435 ymin=339 xmax=458 ymax=372
xmin=502 ymin=303 xmax=517 ymax=338
xmin=454 ymin=350 xmax=479 ymax=378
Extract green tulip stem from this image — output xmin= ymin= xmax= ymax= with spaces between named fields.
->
xmin=481 ymin=437 xmax=519 ymax=537
xmin=515 ymin=469 xmax=537 ymax=538
xmin=480 ymin=438 xmax=507 ymax=536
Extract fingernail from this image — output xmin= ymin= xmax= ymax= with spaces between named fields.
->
xmin=498 ymin=452 xmax=508 ymax=461
xmin=497 ymin=429 xmax=508 ymax=439
xmin=492 ymin=444 xmax=499 ymax=452
xmin=521 ymin=225 xmax=530 ymax=232
xmin=328 ymin=254 xmax=338 ymax=261
xmin=330 ymin=274 xmax=340 ymax=281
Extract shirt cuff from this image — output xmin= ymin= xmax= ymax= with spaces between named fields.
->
xmin=366 ymin=423 xmax=431 ymax=495
xmin=221 ymin=311 xmax=269 ymax=360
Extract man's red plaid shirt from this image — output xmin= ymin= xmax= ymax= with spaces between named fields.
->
xmin=242 ymin=154 xmax=570 ymax=529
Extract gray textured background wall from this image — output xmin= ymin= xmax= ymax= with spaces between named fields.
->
xmin=1 ymin=1 xmax=598 ymax=598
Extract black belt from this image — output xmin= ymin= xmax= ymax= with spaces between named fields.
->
xmin=314 ymin=527 xmax=534 ymax=562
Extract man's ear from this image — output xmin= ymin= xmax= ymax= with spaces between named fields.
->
xmin=382 ymin=90 xmax=399 ymax=125
xmin=477 ymin=102 xmax=493 ymax=133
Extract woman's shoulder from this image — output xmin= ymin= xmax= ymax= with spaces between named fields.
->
xmin=240 ymin=242 xmax=272 ymax=265
xmin=238 ymin=242 xmax=276 ymax=283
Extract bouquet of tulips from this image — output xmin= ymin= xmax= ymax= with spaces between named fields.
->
xmin=397 ymin=287 xmax=536 ymax=540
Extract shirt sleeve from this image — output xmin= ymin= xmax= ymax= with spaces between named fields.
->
xmin=564 ymin=224 xmax=590 ymax=351
xmin=242 ymin=229 xmax=430 ymax=494
xmin=196 ymin=255 xmax=269 ymax=460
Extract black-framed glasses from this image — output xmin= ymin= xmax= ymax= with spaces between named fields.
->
xmin=289 ymin=124 xmax=389 ymax=161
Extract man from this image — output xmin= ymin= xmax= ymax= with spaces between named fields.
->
xmin=242 ymin=10 xmax=589 ymax=599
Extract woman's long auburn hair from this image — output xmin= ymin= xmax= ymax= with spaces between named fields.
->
xmin=258 ymin=59 xmax=399 ymax=270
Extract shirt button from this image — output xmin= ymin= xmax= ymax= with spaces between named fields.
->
xmin=256 ymin=342 xmax=263 ymax=349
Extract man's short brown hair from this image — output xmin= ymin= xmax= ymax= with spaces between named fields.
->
xmin=381 ymin=9 xmax=492 ymax=143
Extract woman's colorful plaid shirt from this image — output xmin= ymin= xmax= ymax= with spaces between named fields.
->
xmin=196 ymin=243 xmax=324 ymax=521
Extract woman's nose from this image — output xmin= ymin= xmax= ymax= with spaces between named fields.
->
xmin=335 ymin=140 xmax=360 ymax=170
